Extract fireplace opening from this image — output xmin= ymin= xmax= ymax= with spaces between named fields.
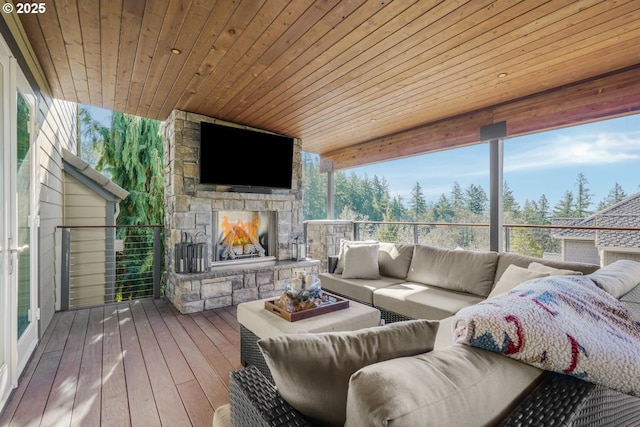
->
xmin=213 ymin=210 xmax=276 ymax=264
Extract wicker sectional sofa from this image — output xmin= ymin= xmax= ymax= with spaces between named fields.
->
xmin=320 ymin=242 xmax=600 ymax=323
xmin=213 ymin=244 xmax=640 ymax=427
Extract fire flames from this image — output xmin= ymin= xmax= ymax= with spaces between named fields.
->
xmin=219 ymin=214 xmax=266 ymax=259
xmin=221 ymin=215 xmax=260 ymax=246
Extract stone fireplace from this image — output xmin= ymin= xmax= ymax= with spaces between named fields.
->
xmin=163 ymin=110 xmax=318 ymax=313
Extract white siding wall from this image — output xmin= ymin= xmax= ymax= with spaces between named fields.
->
xmin=63 ymin=174 xmax=106 ymax=307
xmin=37 ymin=97 xmax=77 ymax=331
xmin=602 ymin=250 xmax=640 ymax=266
xmin=563 ymin=239 xmax=601 ymax=265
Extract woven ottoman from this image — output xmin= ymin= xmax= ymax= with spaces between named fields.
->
xmin=237 ymin=296 xmax=381 ymax=382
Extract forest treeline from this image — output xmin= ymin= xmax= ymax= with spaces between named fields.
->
xmin=301 ymin=154 xmax=631 ymax=257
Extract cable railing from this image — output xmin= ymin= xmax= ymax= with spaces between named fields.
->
xmin=59 ymin=225 xmax=164 ymax=310
xmin=353 ymin=220 xmax=640 ymax=261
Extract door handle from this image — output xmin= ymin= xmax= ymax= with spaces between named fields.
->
xmin=7 ymin=237 xmax=21 ymax=275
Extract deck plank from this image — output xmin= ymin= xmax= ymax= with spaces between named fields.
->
xmin=118 ymin=303 xmax=162 ymax=427
xmin=202 ymin=309 xmax=241 ymax=349
xmin=101 ymin=305 xmax=131 ymax=427
xmin=158 ymin=304 xmax=229 ymax=409
xmin=177 ymin=380 xmax=216 ymax=427
xmin=40 ymin=308 xmax=89 ymax=427
xmin=71 ymin=307 xmax=104 ymax=427
xmin=145 ymin=299 xmax=195 ymax=385
xmin=0 ymin=299 xmax=244 ymax=427
xmin=130 ymin=301 xmax=192 ymax=427
xmin=190 ymin=313 xmax=241 ymax=369
xmin=178 ymin=313 xmax=236 ymax=388
xmin=5 ymin=311 xmax=77 ymax=427
xmin=0 ymin=312 xmax=61 ymax=427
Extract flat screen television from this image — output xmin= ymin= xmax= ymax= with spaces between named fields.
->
xmin=200 ymin=121 xmax=294 ymax=190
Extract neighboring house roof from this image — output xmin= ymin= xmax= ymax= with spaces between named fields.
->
xmin=552 ymin=192 xmax=640 ymax=249
xmin=62 ymin=148 xmax=129 ymax=201
xmin=552 ymin=217 xmax=596 ymax=240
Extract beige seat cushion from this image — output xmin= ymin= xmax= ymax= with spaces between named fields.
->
xmin=345 ymin=346 xmax=543 ymax=427
xmin=406 ymin=245 xmax=499 ymax=297
xmin=319 ymin=272 xmax=404 ymax=305
xmin=373 ymin=283 xmax=484 ymax=320
xmin=258 ymin=320 xmax=439 ymax=427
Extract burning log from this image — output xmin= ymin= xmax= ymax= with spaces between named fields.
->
xmin=220 ymin=224 xmax=266 ymax=260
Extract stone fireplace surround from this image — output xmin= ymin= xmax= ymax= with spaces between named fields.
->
xmin=164 ymin=110 xmax=318 ymax=313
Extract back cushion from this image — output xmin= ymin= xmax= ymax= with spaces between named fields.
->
xmin=378 ymin=242 xmax=414 ymax=279
xmin=494 ymin=252 xmax=599 ymax=283
xmin=406 ymin=245 xmax=498 ymax=297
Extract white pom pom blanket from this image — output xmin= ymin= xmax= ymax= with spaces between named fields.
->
xmin=454 ymin=275 xmax=640 ymax=396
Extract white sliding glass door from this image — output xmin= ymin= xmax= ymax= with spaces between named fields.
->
xmin=0 ymin=35 xmax=39 ymax=412
xmin=0 ymin=35 xmax=10 ymax=411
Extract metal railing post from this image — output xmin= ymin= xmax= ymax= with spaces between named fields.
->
xmin=413 ymin=224 xmax=419 ymax=244
xmin=153 ymin=227 xmax=162 ymax=298
xmin=61 ymin=227 xmax=70 ymax=311
xmin=505 ymin=226 xmax=511 ymax=252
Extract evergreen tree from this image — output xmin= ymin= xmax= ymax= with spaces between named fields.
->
xmin=597 ymin=182 xmax=627 ymax=210
xmin=95 ymin=112 xmax=164 ymax=227
xmin=537 ymin=194 xmax=551 ymax=224
xmin=465 ymin=184 xmax=488 ymax=215
xmin=450 ymin=181 xmax=465 ymax=210
xmin=371 ymin=175 xmax=390 ymax=222
xmin=93 ymin=112 xmax=165 ymax=300
xmin=377 ymin=204 xmax=400 ymax=242
xmin=574 ymin=173 xmax=593 ymax=218
xmin=389 ymin=195 xmax=407 ymax=222
xmin=301 ymin=153 xmax=326 ymax=220
xmin=553 ymin=190 xmax=575 ymax=218
xmin=78 ymin=107 xmax=103 ymax=168
xmin=409 ymin=181 xmax=428 ymax=221
xmin=433 ymin=194 xmax=454 ymax=222
xmin=503 ymin=181 xmax=520 ymax=217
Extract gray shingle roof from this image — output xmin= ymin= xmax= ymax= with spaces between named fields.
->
xmin=552 ymin=192 xmax=640 ymax=248
xmin=62 ymin=148 xmax=129 ymax=200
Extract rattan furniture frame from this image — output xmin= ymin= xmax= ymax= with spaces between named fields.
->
xmin=230 ymin=365 xmax=640 ymax=427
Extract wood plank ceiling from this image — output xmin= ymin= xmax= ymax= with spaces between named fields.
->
xmin=15 ymin=0 xmax=640 ymax=169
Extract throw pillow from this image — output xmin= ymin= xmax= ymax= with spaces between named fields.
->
xmin=454 ymin=275 xmax=640 ymax=397
xmin=334 ymin=239 xmax=377 ymax=274
xmin=528 ymin=262 xmax=583 ymax=276
xmin=587 ymin=259 xmax=640 ymax=298
xmin=488 ymin=264 xmax=549 ymax=298
xmin=342 ymin=243 xmax=380 ymax=279
xmin=257 ymin=319 xmax=439 ymax=427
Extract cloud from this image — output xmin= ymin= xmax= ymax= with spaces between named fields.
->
xmin=505 ymin=131 xmax=640 ymax=173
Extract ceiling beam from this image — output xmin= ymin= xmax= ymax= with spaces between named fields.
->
xmin=320 ymin=66 xmax=640 ymax=171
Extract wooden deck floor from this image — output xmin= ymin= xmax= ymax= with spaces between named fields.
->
xmin=0 ymin=298 xmax=242 ymax=427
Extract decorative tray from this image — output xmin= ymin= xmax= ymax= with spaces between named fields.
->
xmin=264 ymin=292 xmax=349 ymax=322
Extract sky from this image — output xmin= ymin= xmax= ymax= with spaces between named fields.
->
xmin=343 ymin=114 xmax=640 ymax=209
